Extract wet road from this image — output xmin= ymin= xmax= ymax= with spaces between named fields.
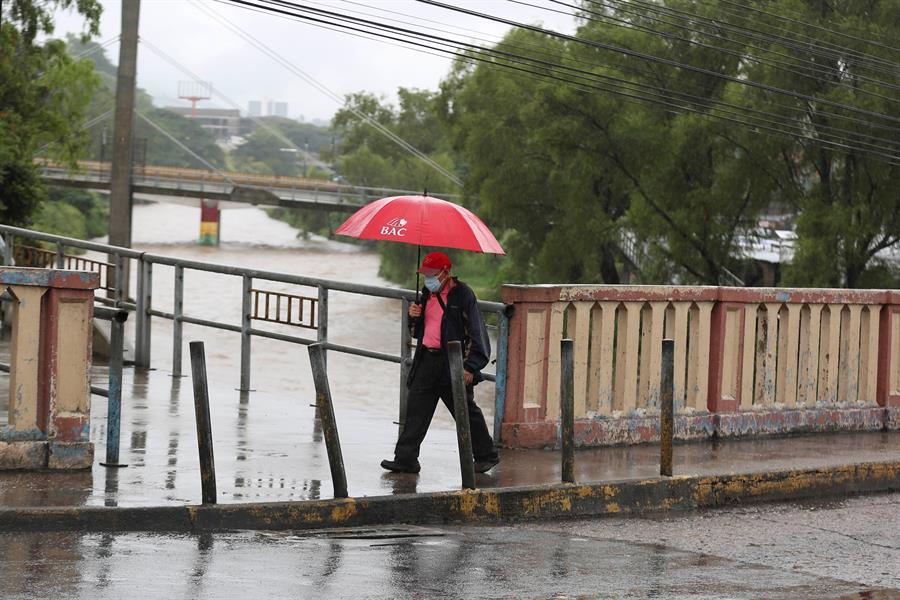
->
xmin=1 ymin=493 xmax=898 ymax=599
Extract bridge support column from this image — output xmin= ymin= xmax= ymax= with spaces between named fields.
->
xmin=199 ymin=199 xmax=220 ymax=246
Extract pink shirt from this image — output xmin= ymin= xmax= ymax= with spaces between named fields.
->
xmin=423 ymin=287 xmax=449 ymax=349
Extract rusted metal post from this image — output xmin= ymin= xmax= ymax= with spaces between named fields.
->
xmin=189 ymin=341 xmax=217 ymax=504
xmin=660 ymin=338 xmax=675 ymax=477
xmin=560 ymin=338 xmax=575 ymax=483
xmin=317 ymin=284 xmax=328 ymax=366
xmin=55 ymin=243 xmax=66 ymax=269
xmin=101 ymin=308 xmax=129 ymax=467
xmin=448 ymin=340 xmax=476 ymax=490
xmin=398 ymin=297 xmax=412 ymax=435
xmin=308 ymin=343 xmax=348 ymax=499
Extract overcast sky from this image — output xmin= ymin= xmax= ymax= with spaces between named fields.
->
xmin=51 ymin=0 xmax=577 ymax=124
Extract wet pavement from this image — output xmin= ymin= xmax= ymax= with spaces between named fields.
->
xmin=0 ymin=362 xmax=899 ymax=508
xmin=3 ymin=203 xmax=899 ymax=508
xmin=2 ymin=499 xmax=899 ymax=600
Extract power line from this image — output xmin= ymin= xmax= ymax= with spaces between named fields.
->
xmin=140 ymin=36 xmax=313 ymax=168
xmin=601 ymin=0 xmax=900 ymax=78
xmin=702 ymin=0 xmax=900 ymax=55
xmin=546 ymin=0 xmax=900 ymax=104
xmin=413 ymin=0 xmax=900 ymax=126
xmin=196 ymin=0 xmax=464 ymax=188
xmin=226 ymin=0 xmax=900 ymax=162
xmin=135 ymin=110 xmax=236 ymax=183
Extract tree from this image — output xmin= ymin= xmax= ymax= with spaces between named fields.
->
xmin=729 ymin=1 xmax=900 ymax=288
xmin=443 ymin=0 xmax=899 ymax=288
xmin=1 ymin=0 xmax=102 ymax=225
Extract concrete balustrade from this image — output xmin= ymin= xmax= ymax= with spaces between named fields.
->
xmin=0 ymin=267 xmax=99 ymax=469
xmin=501 ymin=284 xmax=900 ymax=448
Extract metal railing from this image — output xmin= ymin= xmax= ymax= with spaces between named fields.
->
xmin=0 ymin=224 xmax=511 ymax=440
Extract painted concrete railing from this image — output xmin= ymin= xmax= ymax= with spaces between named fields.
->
xmin=0 ymin=268 xmax=98 ymax=469
xmin=501 ymin=285 xmax=900 ymax=447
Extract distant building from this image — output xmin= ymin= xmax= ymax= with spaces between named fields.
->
xmin=267 ymin=100 xmax=288 ymax=118
xmin=166 ymin=106 xmax=241 ymax=139
xmin=247 ymin=100 xmax=262 ymax=117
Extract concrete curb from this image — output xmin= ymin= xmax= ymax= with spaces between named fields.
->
xmin=2 ymin=460 xmax=899 ymax=532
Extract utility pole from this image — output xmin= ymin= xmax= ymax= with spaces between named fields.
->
xmin=108 ymin=0 xmax=141 ymax=296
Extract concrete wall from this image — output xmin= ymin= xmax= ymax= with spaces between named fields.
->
xmin=501 ymin=285 xmax=900 ymax=448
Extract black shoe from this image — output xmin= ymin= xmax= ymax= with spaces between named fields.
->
xmin=474 ymin=457 xmax=499 ymax=473
xmin=380 ymin=459 xmax=421 ymax=474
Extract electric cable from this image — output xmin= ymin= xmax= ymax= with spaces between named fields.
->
xmin=229 ymin=0 xmax=900 ymax=161
xmin=196 ymin=0 xmax=463 ymax=187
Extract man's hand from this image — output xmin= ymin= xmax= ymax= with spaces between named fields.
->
xmin=464 ymin=370 xmax=474 ymax=385
xmin=409 ymin=303 xmax=423 ymax=319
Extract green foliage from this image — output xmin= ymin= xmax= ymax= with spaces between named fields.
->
xmin=30 ymin=200 xmax=87 ymax=239
xmin=135 ymin=108 xmax=226 ymax=169
xmin=45 ymin=187 xmax=107 ymax=238
xmin=722 ymin=0 xmax=900 ymax=288
xmin=1 ymin=0 xmax=102 ymax=225
xmin=233 ymin=118 xmax=334 ymax=176
xmin=440 ymin=0 xmax=900 ymax=289
xmin=332 ymin=89 xmax=459 ymax=191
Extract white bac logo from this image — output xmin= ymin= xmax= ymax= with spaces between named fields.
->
xmin=380 ymin=217 xmax=408 ymax=237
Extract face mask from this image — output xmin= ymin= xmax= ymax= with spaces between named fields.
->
xmin=424 ymin=275 xmax=443 ymax=292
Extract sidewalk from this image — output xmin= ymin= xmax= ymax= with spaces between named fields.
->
xmin=1 ymin=367 xmax=899 ymax=511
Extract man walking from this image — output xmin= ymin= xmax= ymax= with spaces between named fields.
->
xmin=381 ymin=251 xmax=500 ymax=474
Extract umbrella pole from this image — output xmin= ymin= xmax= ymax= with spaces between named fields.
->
xmin=415 ymin=245 xmax=421 ymax=304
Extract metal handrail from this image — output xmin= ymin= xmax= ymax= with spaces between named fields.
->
xmin=0 ymin=223 xmax=511 ymax=441
xmin=0 ymin=224 xmax=504 ymax=311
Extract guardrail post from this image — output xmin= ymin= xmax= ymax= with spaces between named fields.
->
xmin=448 ymin=340 xmax=476 ymax=490
xmin=398 ymin=297 xmax=412 ymax=435
xmin=560 ymin=339 xmax=575 ymax=483
xmin=134 ymin=258 xmax=152 ymax=368
xmin=661 ymin=338 xmax=675 ymax=477
xmin=317 ymin=284 xmax=328 ymax=367
xmin=189 ymin=341 xmax=217 ymax=504
xmin=172 ymin=265 xmax=184 ymax=377
xmin=55 ymin=243 xmax=66 ymax=269
xmin=101 ymin=309 xmax=129 ymax=467
xmin=111 ymin=253 xmax=125 ymax=305
xmin=239 ymin=275 xmax=252 ymax=391
xmin=308 ymin=343 xmax=348 ymax=498
xmin=493 ymin=309 xmax=510 ymax=443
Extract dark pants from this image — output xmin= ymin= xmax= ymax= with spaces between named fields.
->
xmin=394 ymin=351 xmax=498 ymax=463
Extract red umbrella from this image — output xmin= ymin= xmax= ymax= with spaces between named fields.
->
xmin=335 ymin=195 xmax=505 ymax=255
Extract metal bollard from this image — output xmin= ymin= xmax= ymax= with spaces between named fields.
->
xmin=560 ymin=339 xmax=575 ymax=483
xmin=189 ymin=341 xmax=217 ymax=504
xmin=660 ymin=338 xmax=675 ymax=477
xmin=308 ymin=343 xmax=348 ymax=499
xmin=100 ymin=308 xmax=129 ymax=468
xmin=448 ymin=340 xmax=476 ymax=490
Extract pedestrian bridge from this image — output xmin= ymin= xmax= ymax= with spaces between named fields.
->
xmin=1 ymin=224 xmax=899 ymax=453
xmin=38 ymin=160 xmax=456 ymax=213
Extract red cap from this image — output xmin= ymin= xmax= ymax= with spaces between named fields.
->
xmin=417 ymin=251 xmax=451 ymax=276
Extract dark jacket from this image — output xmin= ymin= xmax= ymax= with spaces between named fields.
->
xmin=407 ymin=278 xmax=491 ymax=387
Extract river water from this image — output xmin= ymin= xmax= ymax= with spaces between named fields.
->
xmin=119 ymin=200 xmax=494 ymax=424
